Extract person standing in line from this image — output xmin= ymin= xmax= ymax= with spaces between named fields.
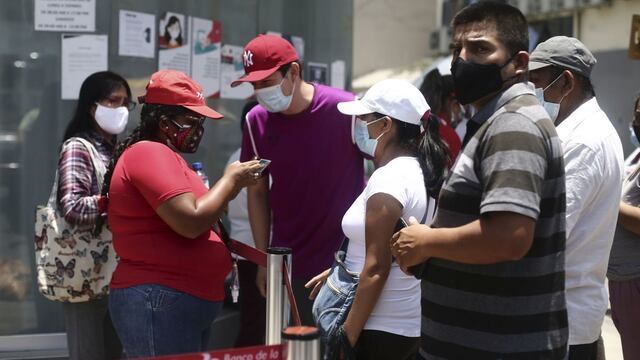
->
xmin=232 ymin=34 xmax=366 ymax=325
xmin=102 ymin=70 xmax=262 ymax=357
xmin=391 ymin=2 xmax=568 ymax=358
xmin=528 ymin=36 xmax=624 ymax=360
xmin=608 ymin=94 xmax=640 ymax=360
xmin=419 ymin=69 xmax=462 ymax=163
xmin=57 ymin=71 xmax=132 ymax=360
xmin=306 ymin=79 xmax=449 ymax=359
xmin=225 ymin=100 xmax=266 ymax=347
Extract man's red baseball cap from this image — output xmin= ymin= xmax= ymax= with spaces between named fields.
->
xmin=230 ymin=34 xmax=299 ymax=88
xmin=140 ymin=70 xmax=223 ymax=119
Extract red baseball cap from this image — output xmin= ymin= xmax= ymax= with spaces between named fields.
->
xmin=230 ymin=34 xmax=299 ymax=87
xmin=141 ymin=70 xmax=223 ymax=119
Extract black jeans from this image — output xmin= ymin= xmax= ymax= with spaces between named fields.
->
xmin=568 ymin=337 xmax=602 ymax=360
xmin=355 ymin=329 xmax=419 ymax=360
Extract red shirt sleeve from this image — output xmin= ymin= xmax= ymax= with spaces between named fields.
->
xmin=438 ymin=120 xmax=462 ymax=164
xmin=122 ymin=142 xmax=192 ymax=209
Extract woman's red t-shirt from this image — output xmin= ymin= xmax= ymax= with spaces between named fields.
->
xmin=108 ymin=141 xmax=231 ymax=301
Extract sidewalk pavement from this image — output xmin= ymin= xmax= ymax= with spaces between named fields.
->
xmin=602 ymin=311 xmax=623 ymax=359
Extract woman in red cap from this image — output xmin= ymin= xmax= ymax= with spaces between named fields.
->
xmin=98 ymin=70 xmax=262 ymax=357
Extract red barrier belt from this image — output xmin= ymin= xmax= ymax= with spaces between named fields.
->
xmin=227 ymin=239 xmax=268 ymax=267
xmin=215 ymin=220 xmax=301 ymax=326
xmin=283 ymin=258 xmax=302 ymax=327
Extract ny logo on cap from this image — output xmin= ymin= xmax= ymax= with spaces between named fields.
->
xmin=243 ymin=50 xmax=254 ymax=68
xmin=196 ymin=91 xmax=204 ymax=100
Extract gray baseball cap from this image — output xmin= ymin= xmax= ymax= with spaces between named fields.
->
xmin=529 ymin=36 xmax=597 ymax=78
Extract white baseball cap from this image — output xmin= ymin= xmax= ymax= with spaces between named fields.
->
xmin=337 ymin=79 xmax=430 ymax=125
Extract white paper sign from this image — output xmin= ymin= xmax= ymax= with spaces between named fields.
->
xmin=330 ymin=60 xmax=346 ymax=90
xmin=191 ymin=17 xmax=222 ymax=98
xmin=158 ymin=12 xmax=190 ymax=74
xmin=35 ymin=0 xmax=95 ymax=32
xmin=61 ymin=34 xmax=108 ymax=100
xmin=291 ymin=36 xmax=305 ymax=61
xmin=118 ymin=10 xmax=155 ymax=59
xmin=220 ymin=45 xmax=253 ymax=100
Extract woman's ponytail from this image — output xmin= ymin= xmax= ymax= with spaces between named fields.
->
xmin=415 ymin=113 xmax=449 ymax=199
xmin=392 ymin=112 xmax=450 ymax=200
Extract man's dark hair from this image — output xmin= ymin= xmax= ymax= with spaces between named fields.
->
xmin=278 ymin=61 xmax=303 ymax=80
xmin=549 ymin=66 xmax=595 ymax=98
xmin=575 ymin=73 xmax=595 ymax=98
xmin=452 ymin=1 xmax=529 ymax=56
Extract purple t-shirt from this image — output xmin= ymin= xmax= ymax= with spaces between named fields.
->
xmin=240 ymin=84 xmax=365 ymax=279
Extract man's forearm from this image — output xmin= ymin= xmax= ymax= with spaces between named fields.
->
xmin=247 ymin=180 xmax=271 ymax=251
xmin=619 ymin=202 xmax=640 ymax=236
xmin=420 ymin=212 xmax=535 ymax=265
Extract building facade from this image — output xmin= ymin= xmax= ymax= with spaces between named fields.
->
xmin=0 ymin=0 xmax=353 ymax=357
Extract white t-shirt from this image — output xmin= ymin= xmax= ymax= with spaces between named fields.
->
xmin=225 ymin=148 xmax=254 ymax=253
xmin=342 ymin=156 xmax=433 ymax=338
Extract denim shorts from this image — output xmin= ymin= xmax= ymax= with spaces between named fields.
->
xmin=312 ymin=251 xmax=359 ymax=355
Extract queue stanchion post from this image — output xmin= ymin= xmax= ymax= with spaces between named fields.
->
xmin=266 ymin=247 xmax=292 ymax=345
xmin=282 ymin=326 xmax=320 ymax=360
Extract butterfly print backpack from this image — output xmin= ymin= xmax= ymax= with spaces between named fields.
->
xmin=34 ymin=137 xmax=117 ymax=303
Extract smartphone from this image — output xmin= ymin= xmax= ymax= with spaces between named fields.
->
xmin=393 ymin=217 xmax=429 ymax=279
xmin=394 ymin=217 xmax=408 ymax=233
xmin=257 ymin=158 xmax=271 ymax=175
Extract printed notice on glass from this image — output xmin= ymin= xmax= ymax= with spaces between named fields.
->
xmin=307 ymin=62 xmax=328 ymax=85
xmin=35 ymin=0 xmax=96 ymax=32
xmin=266 ymin=31 xmax=304 ymax=61
xmin=158 ymin=12 xmax=191 ymax=74
xmin=118 ymin=10 xmax=155 ymax=58
xmin=220 ymin=45 xmax=253 ymax=100
xmin=191 ymin=17 xmax=222 ymax=98
xmin=61 ymin=34 xmax=108 ymax=99
xmin=330 ymin=60 xmax=346 ymax=90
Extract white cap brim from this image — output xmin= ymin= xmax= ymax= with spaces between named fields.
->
xmin=337 ymin=100 xmax=375 ymax=116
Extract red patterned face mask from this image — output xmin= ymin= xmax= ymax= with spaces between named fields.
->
xmin=165 ymin=117 xmax=205 ymax=153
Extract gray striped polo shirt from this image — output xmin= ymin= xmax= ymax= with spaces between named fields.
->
xmin=420 ymin=82 xmax=568 ymax=359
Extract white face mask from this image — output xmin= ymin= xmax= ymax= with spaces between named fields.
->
xmin=255 ymin=77 xmax=294 ymax=113
xmin=354 ymin=116 xmax=387 ymax=157
xmin=168 ymin=27 xmax=180 ymax=40
xmin=534 ymin=73 xmax=565 ymax=123
xmin=94 ymin=103 xmax=129 ymax=135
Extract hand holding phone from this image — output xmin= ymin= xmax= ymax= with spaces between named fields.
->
xmin=393 ymin=217 xmax=428 ymax=279
xmin=256 ymin=159 xmax=271 ymax=175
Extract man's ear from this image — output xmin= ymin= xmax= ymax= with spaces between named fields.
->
xmin=290 ymin=62 xmax=302 ymax=81
xmin=560 ymin=70 xmax=575 ymax=97
xmin=513 ymin=51 xmax=530 ymax=76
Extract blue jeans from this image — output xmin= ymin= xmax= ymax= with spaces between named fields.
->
xmin=312 ymin=251 xmax=359 ymax=358
xmin=108 ymin=284 xmax=222 ymax=358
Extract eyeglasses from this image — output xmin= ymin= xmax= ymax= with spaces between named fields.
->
xmin=170 ymin=114 xmax=206 ymax=129
xmin=100 ymin=96 xmax=136 ymax=111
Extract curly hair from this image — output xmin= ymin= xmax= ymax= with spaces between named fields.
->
xmin=94 ymin=104 xmax=185 ymax=233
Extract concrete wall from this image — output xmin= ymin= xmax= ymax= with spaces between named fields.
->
xmin=576 ymin=0 xmax=640 ymax=155
xmin=353 ymin=0 xmax=438 ymax=77
xmin=579 ymin=0 xmax=640 ymax=52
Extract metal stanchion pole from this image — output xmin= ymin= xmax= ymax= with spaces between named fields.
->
xmin=266 ymin=247 xmax=291 ymax=345
xmin=282 ymin=326 xmax=320 ymax=360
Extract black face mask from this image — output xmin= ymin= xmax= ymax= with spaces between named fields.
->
xmin=451 ymin=55 xmax=516 ymax=105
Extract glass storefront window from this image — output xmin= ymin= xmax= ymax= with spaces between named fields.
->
xmin=0 ymin=0 xmax=352 ymax=356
